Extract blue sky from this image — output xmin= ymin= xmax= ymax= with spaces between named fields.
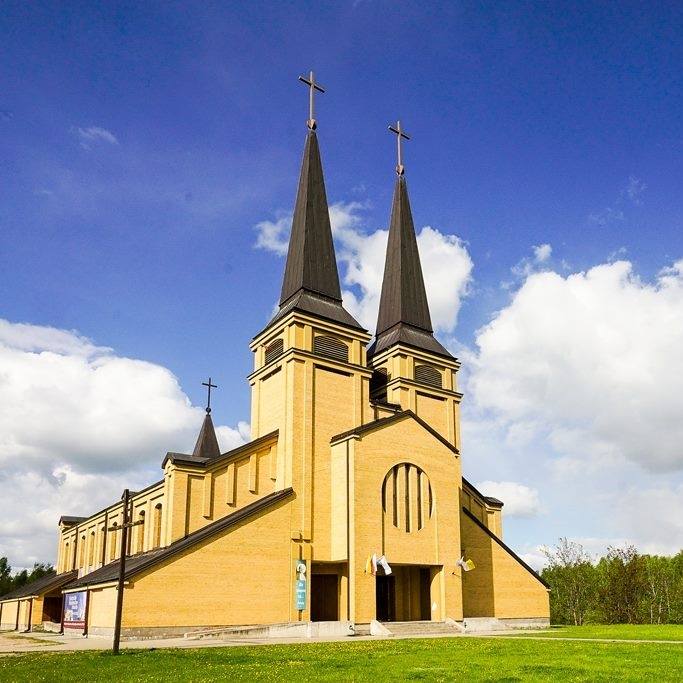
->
xmin=1 ymin=2 xmax=682 ymax=568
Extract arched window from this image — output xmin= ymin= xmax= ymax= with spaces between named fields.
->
xmin=109 ymin=522 xmax=118 ymax=561
xmin=414 ymin=364 xmax=442 ymax=388
xmin=153 ymin=504 xmax=162 ymax=549
xmin=78 ymin=534 xmax=86 ymax=568
xmin=137 ymin=510 xmax=146 ymax=553
xmin=264 ymin=338 xmax=284 ymax=365
xmin=63 ymin=542 xmax=70 ymax=572
xmin=313 ymin=335 xmax=349 ymax=362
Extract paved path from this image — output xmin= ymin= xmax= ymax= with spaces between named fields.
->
xmin=1 ymin=628 xmax=681 ymax=656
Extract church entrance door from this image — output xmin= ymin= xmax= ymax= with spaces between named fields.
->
xmin=377 ymin=565 xmax=433 ymax=621
xmin=375 ymin=575 xmax=396 ymax=622
xmin=311 ymin=574 xmax=339 ymax=621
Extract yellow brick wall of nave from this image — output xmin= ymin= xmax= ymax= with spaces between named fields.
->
xmin=460 ymin=512 xmax=549 ymax=619
xmin=121 ymin=498 xmax=293 ymax=628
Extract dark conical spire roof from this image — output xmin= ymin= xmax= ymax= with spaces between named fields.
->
xmin=369 ymin=176 xmax=452 ymax=359
xmin=376 ymin=176 xmax=432 ymax=335
xmin=266 ymin=130 xmax=363 ymax=331
xmin=280 ymin=130 xmax=342 ymax=305
xmin=192 ymin=412 xmax=221 ymax=460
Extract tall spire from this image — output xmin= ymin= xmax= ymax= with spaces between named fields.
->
xmin=369 ymin=128 xmax=452 ymax=359
xmin=279 ymin=130 xmax=343 ymax=305
xmin=375 ymin=176 xmax=433 ymax=336
xmin=265 ymin=73 xmax=363 ymax=331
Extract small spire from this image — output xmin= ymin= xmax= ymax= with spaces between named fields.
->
xmin=192 ymin=412 xmax=221 ymax=460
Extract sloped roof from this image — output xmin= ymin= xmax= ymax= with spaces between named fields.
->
xmin=66 ymin=487 xmax=294 ymax=590
xmin=331 ymin=409 xmax=459 ymax=456
xmin=462 ymin=478 xmax=504 ymax=509
xmin=0 ymin=570 xmax=77 ymax=602
xmin=59 ymin=516 xmax=86 ymax=527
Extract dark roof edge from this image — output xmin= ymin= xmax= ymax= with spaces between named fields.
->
xmin=68 ymin=488 xmax=294 ymax=590
xmin=163 ymin=430 xmax=279 ymax=469
xmin=0 ymin=570 xmax=77 ymax=602
xmin=462 ymin=478 xmax=504 ymax=508
xmin=462 ymin=507 xmax=550 ymax=589
xmin=331 ymin=410 xmax=459 ymax=456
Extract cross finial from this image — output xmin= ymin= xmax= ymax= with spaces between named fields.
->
xmin=201 ymin=377 xmax=217 ymax=414
xmin=298 ymin=70 xmax=325 ymax=130
xmin=388 ymin=120 xmax=411 ymax=176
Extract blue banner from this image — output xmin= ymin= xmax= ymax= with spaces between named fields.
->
xmin=63 ymin=591 xmax=87 ymax=628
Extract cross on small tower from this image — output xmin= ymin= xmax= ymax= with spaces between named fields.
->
xmin=202 ymin=377 xmax=218 ymax=414
xmin=298 ymin=70 xmax=325 ymax=130
xmin=388 ymin=120 xmax=411 ymax=176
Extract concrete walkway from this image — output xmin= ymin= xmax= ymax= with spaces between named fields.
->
xmin=2 ymin=628 xmax=680 ymax=656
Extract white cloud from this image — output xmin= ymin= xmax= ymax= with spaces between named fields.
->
xmin=0 ymin=319 xmax=247 ymax=568
xmin=74 ymin=126 xmax=118 ymax=148
xmin=475 ymin=480 xmax=541 ymax=518
xmin=254 ymin=201 xmax=473 ymax=333
xmin=254 ymin=214 xmax=290 ymax=256
xmin=533 ymin=244 xmax=552 ymax=263
xmin=468 ymin=259 xmax=683 ymax=472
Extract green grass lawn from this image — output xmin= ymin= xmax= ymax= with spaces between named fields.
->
xmin=515 ymin=623 xmax=683 ymax=641
xmin=0 ymin=635 xmax=682 ymax=682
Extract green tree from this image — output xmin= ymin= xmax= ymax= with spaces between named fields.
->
xmin=541 ymin=538 xmax=597 ymax=625
xmin=0 ymin=557 xmax=12 ymax=596
xmin=597 ymin=545 xmax=647 ymax=624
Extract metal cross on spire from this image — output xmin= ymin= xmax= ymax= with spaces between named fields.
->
xmin=298 ymin=70 xmax=325 ymax=130
xmin=202 ymin=377 xmax=217 ymax=414
xmin=388 ymin=120 xmax=411 ymax=176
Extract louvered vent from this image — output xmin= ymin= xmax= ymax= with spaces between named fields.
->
xmin=264 ymin=338 xmax=284 ymax=365
xmin=313 ymin=335 xmax=349 ymax=362
xmin=414 ymin=364 xmax=442 ymax=388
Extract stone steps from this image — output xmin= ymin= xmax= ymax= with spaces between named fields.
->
xmin=383 ymin=620 xmax=462 ymax=637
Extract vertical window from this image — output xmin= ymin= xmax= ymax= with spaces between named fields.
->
xmin=153 ymin=504 xmax=162 ymax=549
xmin=137 ymin=510 xmax=145 ymax=553
xmin=63 ymin=542 xmax=69 ymax=573
xmin=88 ymin=531 xmax=95 ymax=566
xmin=109 ymin=523 xmax=118 ymax=561
xmin=79 ymin=535 xmax=86 ymax=568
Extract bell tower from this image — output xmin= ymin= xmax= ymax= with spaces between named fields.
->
xmin=368 ymin=123 xmax=462 ymax=448
xmin=248 ymin=74 xmax=371 ymax=556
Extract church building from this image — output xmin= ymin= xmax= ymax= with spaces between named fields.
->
xmin=1 ymin=78 xmax=550 ymax=637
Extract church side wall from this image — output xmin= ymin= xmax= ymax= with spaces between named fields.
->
xmin=87 ymin=586 xmax=117 ymax=635
xmin=120 ymin=497 xmax=293 ymax=630
xmin=0 ymin=600 xmax=19 ymax=629
xmin=460 ymin=512 xmax=549 ymax=620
